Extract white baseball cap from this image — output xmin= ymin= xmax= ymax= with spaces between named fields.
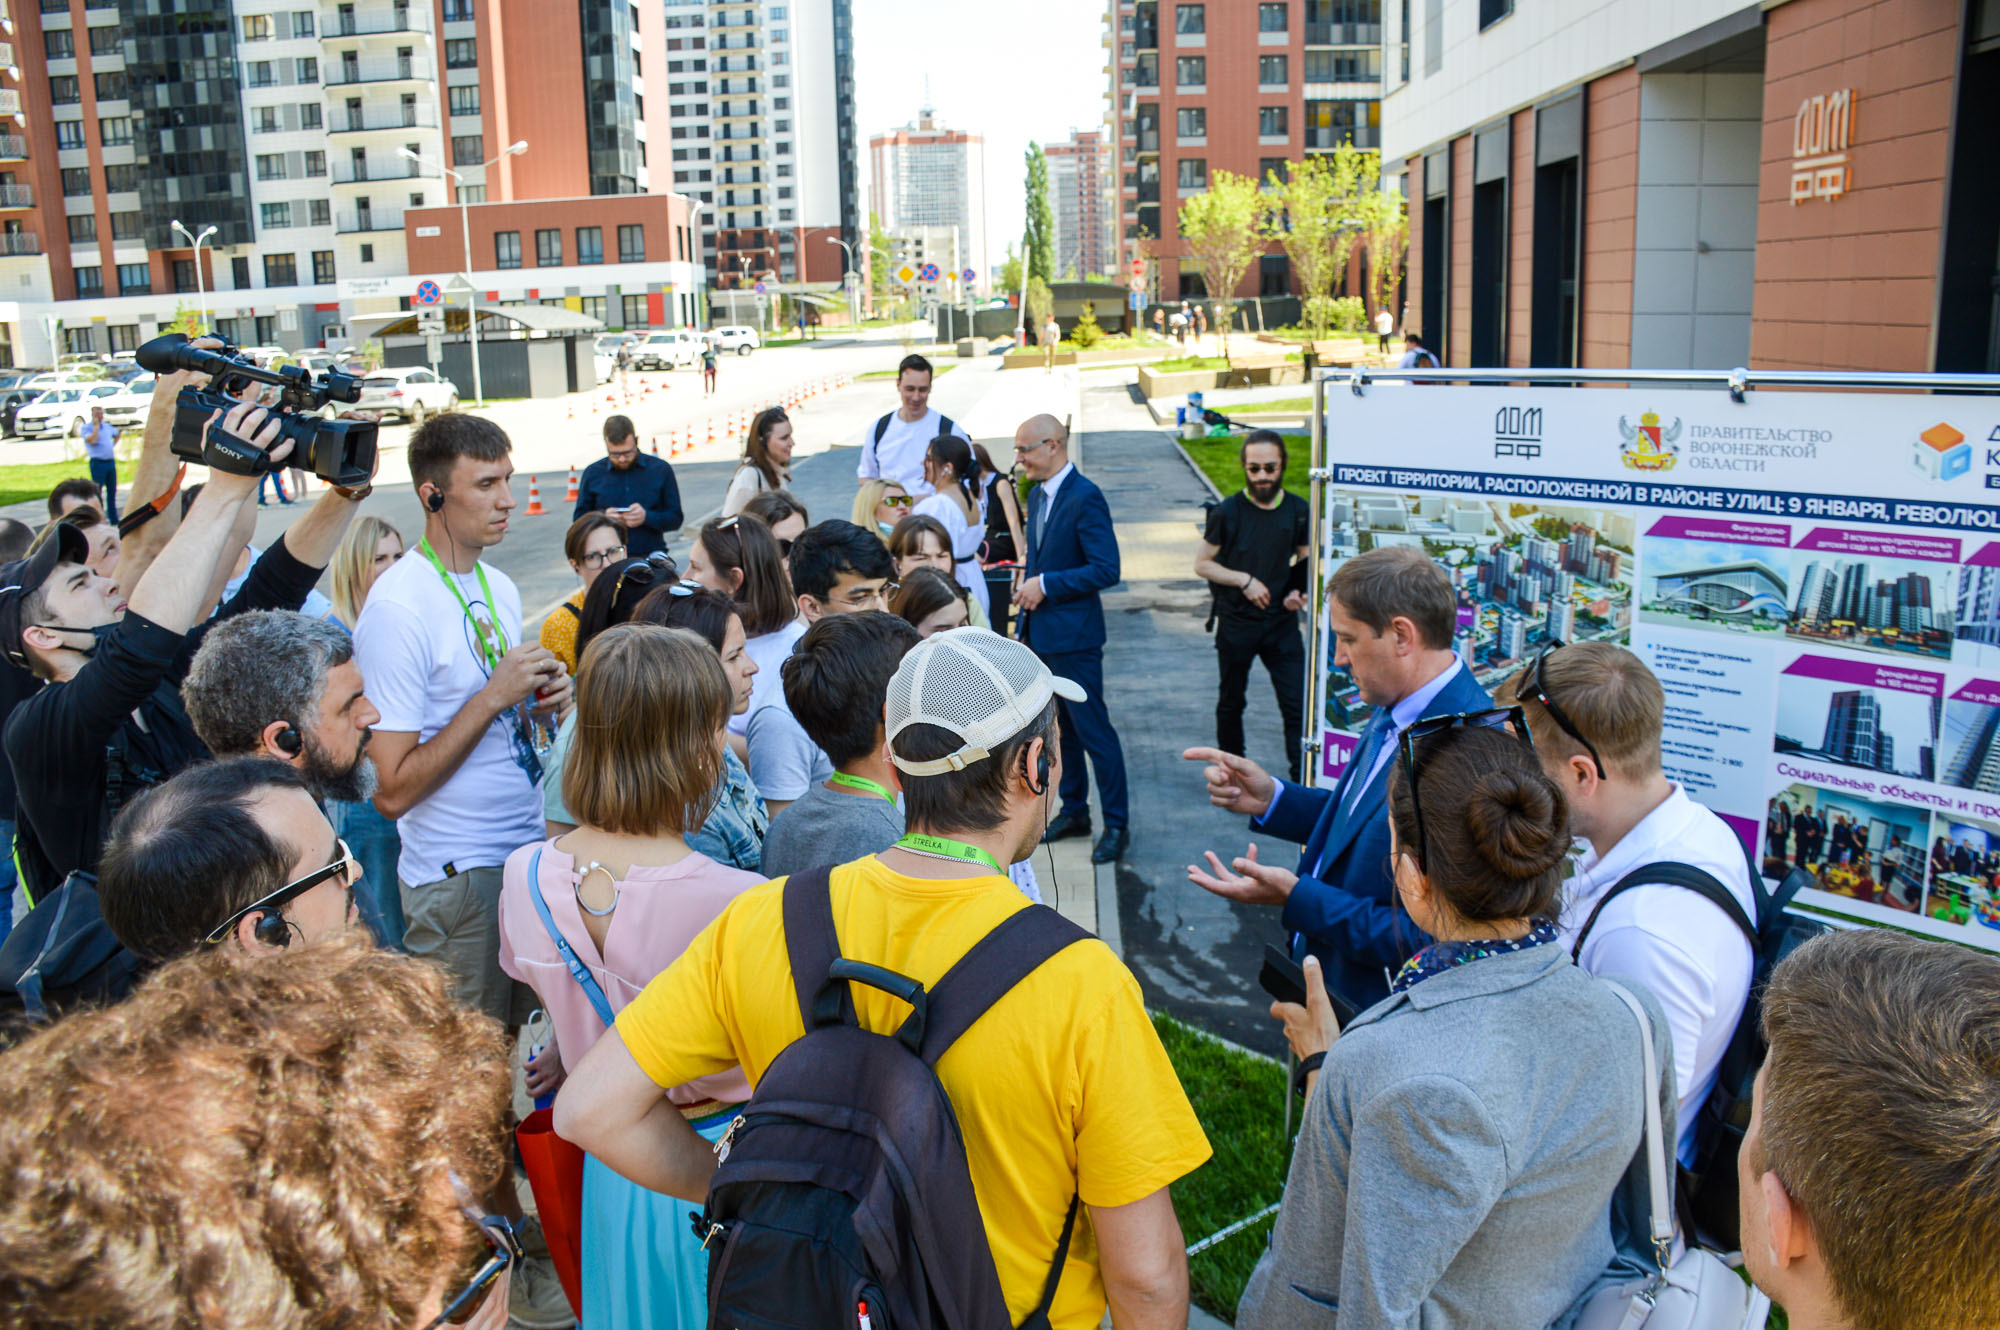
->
xmin=886 ymin=628 xmax=1086 ymax=776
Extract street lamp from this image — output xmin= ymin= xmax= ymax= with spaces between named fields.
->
xmin=171 ymin=219 xmax=217 ymax=329
xmin=398 ymin=139 xmax=527 ymax=407
xmin=671 ymin=193 xmax=705 ymax=332
xmin=825 ymin=234 xmax=859 ymax=331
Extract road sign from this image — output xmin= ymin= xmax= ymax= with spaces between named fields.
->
xmin=895 ymin=263 xmax=917 ymax=285
xmin=1129 ymin=258 xmax=1146 ymax=276
xmin=1129 ymin=290 xmax=1145 ymax=311
xmin=444 ymin=274 xmax=476 ymax=296
xmin=416 ymin=307 xmax=444 ymax=334
xmin=754 ymin=281 xmax=767 ymax=294
xmin=961 ymin=268 xmax=976 ymax=284
xmin=919 ymin=262 xmax=940 ymax=282
xmin=415 ymin=280 xmax=442 ymax=306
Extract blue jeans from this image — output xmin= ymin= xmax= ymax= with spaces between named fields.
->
xmin=88 ymin=458 xmax=118 ymax=522
xmin=0 ymin=818 xmax=17 ymax=933
xmin=258 ymin=471 xmax=291 ymax=505
xmin=330 ymin=798 xmax=405 ymax=950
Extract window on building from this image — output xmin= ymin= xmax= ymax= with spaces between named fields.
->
xmin=308 ymin=199 xmax=330 ymax=226
xmin=1259 ymin=252 xmax=1290 ymax=295
xmin=448 ymin=85 xmax=480 ymax=116
xmin=248 ymin=61 xmax=274 ymax=87
xmin=88 ymin=26 xmax=119 ymax=55
xmin=232 ymin=255 xmax=252 ymax=288
xmin=1259 ymin=2 xmax=1288 ymax=30
xmin=1259 ymin=156 xmax=1289 ymax=184
xmin=445 ymin=38 xmax=477 ymax=68
xmin=621 ymin=294 xmax=649 ymax=328
xmin=451 ymin=134 xmax=483 ymax=166
xmin=577 ymin=226 xmax=603 ymax=264
xmin=1177 ymin=55 xmax=1205 ymax=85
xmin=255 ymin=316 xmax=277 ymax=344
xmin=1176 ymin=4 xmax=1205 ymax=33
xmin=578 ymin=295 xmax=606 ymax=324
xmin=312 ymin=250 xmax=335 ymax=284
xmin=60 ymin=168 xmax=90 ymax=196
xmin=617 ymin=224 xmax=645 ymax=263
xmin=1480 ymin=0 xmax=1512 ymax=28
xmin=455 ymin=184 xmax=484 ymax=204
xmin=56 ymin=121 xmax=85 ymax=149
xmin=98 ymin=117 xmax=132 ymax=147
xmin=305 ymin=150 xmax=326 ymax=177
xmin=66 ymin=214 xmax=96 ymax=243
xmin=116 ymin=263 xmax=150 ymax=295
xmin=535 ymin=228 xmax=562 ymax=265
xmin=1259 ymin=54 xmax=1288 ymax=85
xmin=260 ymin=202 xmax=292 ymax=228
xmin=1178 ymin=157 xmax=1208 ymax=189
xmin=49 ymin=77 xmax=79 ymax=105
xmin=295 ymin=9 xmax=314 ymax=36
xmin=73 ymin=266 xmax=103 ymax=299
xmin=1177 ymin=106 xmax=1206 ymax=138
xmin=242 ymin=14 xmax=271 ymax=40
xmin=358 ymin=243 xmax=374 ymax=263
xmin=296 ymin=57 xmax=319 ymax=83
xmin=300 ymin=102 xmax=322 ymax=130
xmin=172 ymin=259 xmax=197 ymax=292
xmin=256 ymin=153 xmax=286 ymax=181
xmin=494 ymin=230 xmax=521 ymax=269
xmin=44 ymin=30 xmax=73 ymax=58
xmin=264 ymin=254 xmax=297 ymax=286
xmin=1259 ymin=105 xmax=1289 ymax=136
xmin=103 ymin=164 xmax=135 ymax=192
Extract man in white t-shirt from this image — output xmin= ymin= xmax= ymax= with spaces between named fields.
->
xmin=1501 ymin=640 xmax=1755 ymax=1166
xmin=354 ymin=413 xmax=572 ymax=1028
xmin=855 ymin=352 xmax=969 ymax=498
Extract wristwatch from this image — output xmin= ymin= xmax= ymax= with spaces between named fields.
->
xmin=1292 ymin=1051 xmax=1327 ymax=1098
xmin=332 ymin=482 xmax=373 ymax=502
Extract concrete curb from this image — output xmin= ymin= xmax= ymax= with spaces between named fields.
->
xmin=1190 ymin=1304 xmax=1235 ymax=1330
xmin=1169 ymin=435 xmax=1224 ymax=502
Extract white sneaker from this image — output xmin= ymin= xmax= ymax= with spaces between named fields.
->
xmin=506 ymin=1250 xmax=576 ymax=1330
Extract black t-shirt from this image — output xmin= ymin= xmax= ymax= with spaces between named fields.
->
xmin=1203 ymin=491 xmax=1310 ymax=623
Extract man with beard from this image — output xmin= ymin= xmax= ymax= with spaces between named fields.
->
xmin=182 ymin=610 xmax=391 ymax=944
xmin=1195 ymin=430 xmax=1310 ymax=781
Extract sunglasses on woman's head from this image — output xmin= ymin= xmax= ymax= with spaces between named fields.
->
xmin=1397 ymin=708 xmax=1537 ymax=873
xmin=612 ymin=551 xmax=677 ymax=601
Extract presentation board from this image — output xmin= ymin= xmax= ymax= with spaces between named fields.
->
xmin=1307 ymin=379 xmax=2000 ymax=951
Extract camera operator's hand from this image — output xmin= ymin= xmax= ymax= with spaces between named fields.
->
xmin=481 ymin=642 xmax=563 ymax=712
xmin=201 ymin=399 xmax=294 ymax=486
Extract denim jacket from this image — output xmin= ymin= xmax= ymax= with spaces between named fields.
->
xmin=687 ymin=747 xmax=767 ymax=873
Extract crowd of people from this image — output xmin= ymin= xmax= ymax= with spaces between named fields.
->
xmin=0 ymin=349 xmax=1988 ymax=1330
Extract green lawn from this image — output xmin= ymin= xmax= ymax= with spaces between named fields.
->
xmin=1156 ymin=1013 xmax=1293 ymax=1321
xmin=1228 ymin=396 xmax=1316 ymax=416
xmin=855 ymin=362 xmax=960 ymax=381
xmin=1180 ymin=432 xmax=1311 ymax=502
xmin=0 ymin=457 xmax=139 ymax=509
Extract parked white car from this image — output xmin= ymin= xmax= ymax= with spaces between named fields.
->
xmin=15 ymin=382 xmax=134 ymax=440
xmin=352 ymin=367 xmax=460 ymax=423
xmin=628 ymin=329 xmax=702 ymax=370
xmin=708 ymin=325 xmax=762 ymax=355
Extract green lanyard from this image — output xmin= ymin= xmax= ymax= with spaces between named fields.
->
xmin=830 ymin=772 xmax=897 ymax=805
xmin=417 ymin=539 xmax=506 ymax=674
xmin=895 ymin=833 xmax=1004 ymax=877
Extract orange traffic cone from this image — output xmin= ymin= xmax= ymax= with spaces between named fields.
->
xmin=651 ymin=435 xmax=661 ymax=456
xmin=706 ymin=418 xmax=716 ymax=447
xmin=525 ymin=477 xmax=546 ymax=516
xmin=564 ymin=466 xmax=579 ymax=503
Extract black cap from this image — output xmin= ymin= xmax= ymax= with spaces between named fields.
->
xmin=0 ymin=522 xmax=89 ymax=668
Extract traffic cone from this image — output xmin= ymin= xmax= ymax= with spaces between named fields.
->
xmin=525 ymin=477 xmax=546 ymax=516
xmin=650 ymin=435 xmax=661 ymax=457
xmin=564 ymin=466 xmax=579 ymax=503
xmin=706 ymin=418 xmax=716 ymax=447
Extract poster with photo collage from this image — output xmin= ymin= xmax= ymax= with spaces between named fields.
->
xmin=1307 ymin=382 xmax=2000 ymax=951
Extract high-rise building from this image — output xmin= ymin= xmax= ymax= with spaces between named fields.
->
xmin=1566 ymin=524 xmax=1595 ymax=574
xmin=1046 ymin=129 xmax=1112 ymax=280
xmin=1497 ymin=606 xmax=1526 ymax=661
xmin=1547 ymin=599 xmax=1575 ymax=645
xmin=1947 ymin=705 xmax=2000 ymax=794
xmin=1823 ymin=689 xmax=1888 ymax=771
xmin=869 ymin=107 xmax=984 ymax=289
xmin=1104 ymin=0 xmax=1382 ymax=301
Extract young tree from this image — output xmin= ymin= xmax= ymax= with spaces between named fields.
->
xmin=1024 ymin=275 xmax=1054 ymax=333
xmin=1177 ymin=170 xmax=1265 ymax=353
xmin=997 ymin=242 xmax=1024 ymax=296
xmin=1023 ymin=143 xmax=1055 ymax=286
xmin=1361 ymin=186 xmax=1410 ymax=333
xmin=1268 ymin=146 xmax=1377 ymax=342
xmin=163 ymin=305 xmax=205 ymax=338
xmin=868 ymin=210 xmax=893 ymax=308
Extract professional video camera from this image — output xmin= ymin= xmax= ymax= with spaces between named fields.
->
xmin=134 ymin=334 xmax=376 ymax=488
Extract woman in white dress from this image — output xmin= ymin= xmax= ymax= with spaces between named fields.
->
xmin=720 ymin=407 xmax=793 ymax=517
xmin=911 ymin=434 xmax=991 ymax=621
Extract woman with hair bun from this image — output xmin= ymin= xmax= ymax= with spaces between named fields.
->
xmin=1236 ymin=715 xmax=1670 ymax=1330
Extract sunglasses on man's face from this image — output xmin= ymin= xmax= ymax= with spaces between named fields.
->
xmin=1397 ymin=708 xmax=1537 ymax=874
xmin=205 ymin=838 xmax=357 ymax=944
xmin=1244 ymin=462 xmax=1282 ymax=476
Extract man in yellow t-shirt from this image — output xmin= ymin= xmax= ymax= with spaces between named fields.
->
xmin=558 ymin=629 xmax=1210 ymax=1330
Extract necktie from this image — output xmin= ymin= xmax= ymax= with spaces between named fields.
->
xmin=1342 ymin=709 xmax=1395 ymax=815
xmin=1029 ymin=485 xmax=1049 ymax=558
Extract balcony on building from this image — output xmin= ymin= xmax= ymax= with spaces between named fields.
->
xmin=0 ymin=184 xmax=32 ymax=209
xmin=332 ymin=157 xmax=439 ymax=185
xmin=328 ymin=103 xmax=439 ymax=134
xmin=1133 ymin=1 xmax=1157 ymax=49
xmin=324 ymin=52 xmax=435 ymax=86
xmin=336 ymin=205 xmax=405 ymax=233
xmin=0 ymin=232 xmax=39 ymax=256
xmin=321 ymin=4 xmax=435 ymax=39
xmin=0 ymin=135 xmax=26 ymax=162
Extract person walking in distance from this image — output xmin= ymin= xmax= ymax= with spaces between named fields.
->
xmin=575 ymin=414 xmax=683 ymax=559
xmin=615 ymin=338 xmax=632 ymax=392
xmin=1374 ymin=306 xmax=1395 ymax=355
xmin=80 ymin=405 xmax=120 ymax=522
xmin=856 ymin=353 xmax=968 ymax=498
xmin=1013 ymin=414 xmax=1129 ymax=864
xmin=1042 ymin=312 xmax=1062 ymax=372
xmin=1184 ymin=546 xmax=1492 ymax=1012
xmin=701 ymin=341 xmax=719 ymax=397
xmin=1196 ymin=430 xmax=1310 ymax=781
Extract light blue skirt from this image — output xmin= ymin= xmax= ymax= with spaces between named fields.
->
xmin=580 ymin=1107 xmax=737 ymax=1330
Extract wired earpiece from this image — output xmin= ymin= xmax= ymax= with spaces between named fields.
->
xmin=425 ymin=487 xmax=445 ymax=513
xmin=273 ymin=725 xmax=302 ymax=756
xmin=1020 ymin=743 xmax=1049 ymax=797
xmin=252 ymin=910 xmax=293 ymax=949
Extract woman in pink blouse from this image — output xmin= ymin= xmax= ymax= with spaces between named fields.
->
xmin=499 ymin=624 xmax=764 ymax=1330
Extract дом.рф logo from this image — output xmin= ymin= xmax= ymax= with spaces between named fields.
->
xmin=1618 ymin=410 xmax=1681 ymax=471
xmin=1910 ymin=422 xmax=1969 ymax=482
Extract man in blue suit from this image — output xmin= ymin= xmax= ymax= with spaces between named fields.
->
xmin=1185 ymin=546 xmax=1491 ymax=1011
xmin=1013 ymin=413 xmax=1130 ymax=864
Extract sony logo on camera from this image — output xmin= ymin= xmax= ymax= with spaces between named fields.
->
xmin=1494 ymin=405 xmax=1544 ymax=461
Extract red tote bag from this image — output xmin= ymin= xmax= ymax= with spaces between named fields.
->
xmin=516 ymin=1107 xmax=586 ymax=1319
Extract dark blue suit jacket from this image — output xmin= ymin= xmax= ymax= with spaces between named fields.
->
xmin=1020 ymin=468 xmax=1120 ymax=654
xmin=1255 ymin=662 xmax=1493 ymax=1011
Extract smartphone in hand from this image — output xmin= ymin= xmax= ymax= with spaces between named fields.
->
xmin=1259 ymin=943 xmax=1362 ymax=1027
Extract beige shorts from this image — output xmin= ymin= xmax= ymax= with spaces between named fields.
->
xmin=400 ymin=866 xmax=536 ymax=1027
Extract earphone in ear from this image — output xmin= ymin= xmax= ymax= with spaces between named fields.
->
xmin=425 ymin=487 xmax=445 ymax=513
xmin=272 ymin=726 xmax=302 ymax=756
xmin=1021 ymin=741 xmax=1050 ymax=796
xmin=251 ymin=910 xmax=293 ymax=949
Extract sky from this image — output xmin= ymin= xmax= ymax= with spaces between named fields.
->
xmin=849 ymin=0 xmax=1111 ymax=279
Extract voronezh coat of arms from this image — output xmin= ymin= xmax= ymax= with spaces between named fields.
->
xmin=1618 ymin=410 xmax=1682 ymax=471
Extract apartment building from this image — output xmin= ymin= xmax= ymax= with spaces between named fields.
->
xmin=661 ymin=0 xmax=859 ymax=293
xmin=1385 ymin=0 xmax=2000 ymax=374
xmin=0 ymin=0 xmax=707 ymax=366
xmin=1046 ymin=128 xmax=1113 ymax=280
xmin=1106 ymin=0 xmax=1384 ymax=301
xmin=869 ymin=107 xmax=985 ymax=292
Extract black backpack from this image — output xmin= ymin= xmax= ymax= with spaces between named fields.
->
xmin=0 ymin=871 xmax=146 ymax=1039
xmin=871 ymin=412 xmax=956 ymax=468
xmin=1571 ymin=845 xmax=1825 ymax=1250
xmin=698 ymin=865 xmax=1089 ymax=1330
